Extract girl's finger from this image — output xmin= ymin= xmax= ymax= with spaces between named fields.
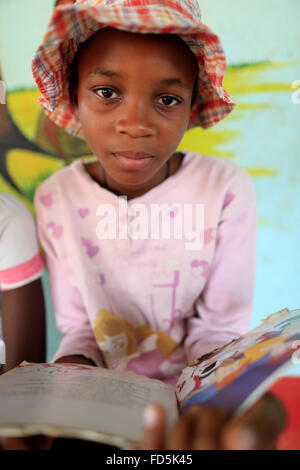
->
xmin=166 ymin=409 xmax=196 ymax=450
xmin=140 ymin=403 xmax=167 ymax=450
xmin=181 ymin=405 xmax=229 ymax=450
xmin=222 ymin=393 xmax=287 ymax=450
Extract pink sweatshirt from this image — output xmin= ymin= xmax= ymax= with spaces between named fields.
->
xmin=34 ymin=152 xmax=257 ymax=385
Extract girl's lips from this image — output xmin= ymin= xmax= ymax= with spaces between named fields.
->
xmin=113 ymin=153 xmax=154 ymax=169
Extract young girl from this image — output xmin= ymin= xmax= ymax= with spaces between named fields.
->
xmin=29 ymin=0 xmax=285 ymax=449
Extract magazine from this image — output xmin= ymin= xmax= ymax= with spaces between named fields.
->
xmin=0 ymin=307 xmax=299 ymax=448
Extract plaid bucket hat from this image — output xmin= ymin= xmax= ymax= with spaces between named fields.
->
xmin=32 ymin=0 xmax=235 ymax=140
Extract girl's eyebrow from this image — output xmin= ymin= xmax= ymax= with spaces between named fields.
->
xmin=87 ymin=67 xmax=121 ymax=79
xmin=86 ymin=67 xmax=187 ymax=88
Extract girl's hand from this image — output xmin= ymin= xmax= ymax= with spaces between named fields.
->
xmin=138 ymin=393 xmax=287 ymax=450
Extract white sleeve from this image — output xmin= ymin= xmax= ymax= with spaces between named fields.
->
xmin=0 ymin=193 xmax=44 ymax=290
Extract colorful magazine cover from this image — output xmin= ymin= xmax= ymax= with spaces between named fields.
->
xmin=176 ymin=308 xmax=300 ymax=415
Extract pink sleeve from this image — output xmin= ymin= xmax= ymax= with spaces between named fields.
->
xmin=34 ymin=190 xmax=104 ymax=367
xmin=184 ymin=167 xmax=257 ymax=363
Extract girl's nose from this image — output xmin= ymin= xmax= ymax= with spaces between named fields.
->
xmin=115 ymin=100 xmax=156 ymax=138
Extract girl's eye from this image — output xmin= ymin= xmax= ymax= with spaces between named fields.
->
xmin=158 ymin=96 xmax=181 ymax=107
xmin=94 ymin=88 xmax=181 ymax=107
xmin=94 ymin=87 xmax=118 ymax=99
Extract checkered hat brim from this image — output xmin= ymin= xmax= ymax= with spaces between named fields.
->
xmin=32 ymin=0 xmax=235 ymax=139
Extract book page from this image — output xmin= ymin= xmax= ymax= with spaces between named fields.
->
xmin=176 ymin=308 xmax=300 ymax=416
xmin=0 ymin=363 xmax=178 ymax=448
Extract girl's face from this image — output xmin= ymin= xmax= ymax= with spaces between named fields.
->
xmin=74 ymin=27 xmax=198 ymax=197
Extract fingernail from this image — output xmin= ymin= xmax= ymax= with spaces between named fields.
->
xmin=144 ymin=405 xmax=158 ymax=428
xmin=237 ymin=428 xmax=256 ymax=450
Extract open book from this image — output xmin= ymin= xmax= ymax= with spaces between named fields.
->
xmin=0 ymin=307 xmax=299 ymax=449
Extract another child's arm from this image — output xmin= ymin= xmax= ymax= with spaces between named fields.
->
xmin=0 ymin=194 xmax=46 ymax=372
xmin=184 ymin=166 xmax=257 ymax=362
xmin=1 ymin=280 xmax=45 ymax=372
